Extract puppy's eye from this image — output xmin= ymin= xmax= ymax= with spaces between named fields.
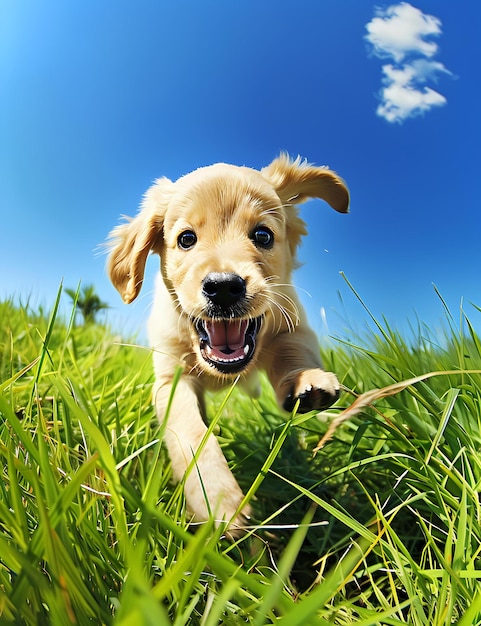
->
xmin=177 ymin=230 xmax=197 ymax=250
xmin=251 ymin=226 xmax=274 ymax=249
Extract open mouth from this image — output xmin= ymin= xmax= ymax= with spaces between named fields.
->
xmin=195 ymin=317 xmax=262 ymax=374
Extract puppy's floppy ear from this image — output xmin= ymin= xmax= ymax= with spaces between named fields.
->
xmin=261 ymin=153 xmax=349 ymax=213
xmin=107 ymin=178 xmax=173 ymax=304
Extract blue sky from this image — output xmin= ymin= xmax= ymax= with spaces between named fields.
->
xmin=1 ymin=1 xmax=480 ymax=342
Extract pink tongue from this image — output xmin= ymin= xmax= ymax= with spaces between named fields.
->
xmin=205 ymin=320 xmax=248 ymax=351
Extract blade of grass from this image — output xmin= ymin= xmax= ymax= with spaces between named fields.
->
xmin=253 ymin=505 xmax=317 ymax=625
xmin=314 ymin=370 xmax=481 ymax=452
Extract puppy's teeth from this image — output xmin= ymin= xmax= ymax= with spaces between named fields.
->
xmin=243 ymin=345 xmax=249 ymax=355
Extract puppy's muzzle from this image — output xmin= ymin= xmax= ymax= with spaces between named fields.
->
xmin=195 ymin=272 xmax=262 ymax=375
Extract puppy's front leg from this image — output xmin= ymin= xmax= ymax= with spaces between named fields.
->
xmin=264 ymin=326 xmax=340 ymax=413
xmin=153 ymin=376 xmax=250 ymax=531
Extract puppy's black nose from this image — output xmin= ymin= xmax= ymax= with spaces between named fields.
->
xmin=202 ymin=272 xmax=246 ymax=307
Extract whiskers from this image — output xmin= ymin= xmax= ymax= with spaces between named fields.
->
xmin=263 ymin=277 xmax=300 ymax=334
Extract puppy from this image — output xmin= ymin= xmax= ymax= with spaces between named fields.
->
xmin=107 ymin=154 xmax=349 ymax=532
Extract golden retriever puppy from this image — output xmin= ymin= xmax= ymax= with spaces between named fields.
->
xmin=107 ymin=153 xmax=349 ymax=533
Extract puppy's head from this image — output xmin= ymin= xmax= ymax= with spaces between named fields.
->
xmin=107 ymin=154 xmax=349 ymax=377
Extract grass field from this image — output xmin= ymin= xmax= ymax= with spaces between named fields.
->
xmin=1 ymin=286 xmax=481 ymax=625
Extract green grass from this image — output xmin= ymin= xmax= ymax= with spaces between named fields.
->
xmin=1 ymin=285 xmax=481 ymax=625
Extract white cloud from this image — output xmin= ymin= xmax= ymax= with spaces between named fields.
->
xmin=366 ymin=2 xmax=441 ymax=63
xmin=410 ymin=58 xmax=452 ymax=83
xmin=365 ymin=3 xmax=452 ymax=123
xmin=377 ymin=64 xmax=447 ymax=123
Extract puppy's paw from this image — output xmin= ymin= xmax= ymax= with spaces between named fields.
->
xmin=207 ymin=486 xmax=251 ymax=536
xmin=283 ymin=369 xmax=340 ymax=413
xmin=184 ymin=459 xmax=251 ymax=536
xmin=223 ymin=502 xmax=252 ymax=539
xmin=194 ymin=498 xmax=251 ymax=539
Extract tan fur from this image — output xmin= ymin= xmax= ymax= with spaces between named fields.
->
xmin=107 ymin=153 xmax=349 ymax=534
